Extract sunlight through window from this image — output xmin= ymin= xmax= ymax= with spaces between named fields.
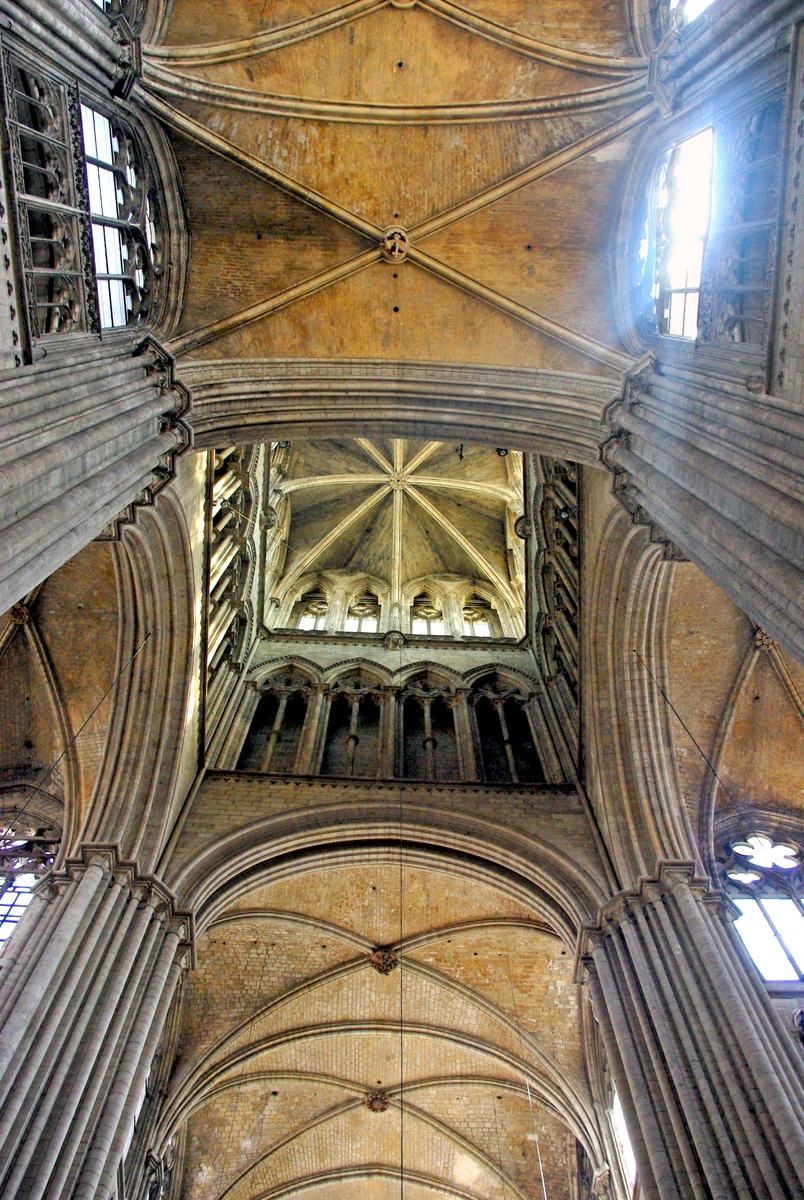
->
xmin=670 ymin=0 xmax=716 ymax=24
xmin=656 ymin=127 xmax=714 ymax=338
xmin=611 ymin=1088 xmax=637 ymax=1188
xmin=727 ymin=836 xmax=804 ymax=982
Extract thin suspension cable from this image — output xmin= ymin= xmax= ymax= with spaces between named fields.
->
xmin=0 ymin=631 xmax=152 ymax=842
xmin=505 ymin=955 xmax=548 ymax=1200
xmin=633 ymin=648 xmax=753 ymax=833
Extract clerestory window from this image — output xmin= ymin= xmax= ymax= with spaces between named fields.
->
xmin=2 ymin=57 xmax=163 ymax=342
xmin=296 ymin=590 xmax=329 ymax=631
xmin=343 ymin=591 xmax=380 ymax=633
xmin=410 ymin=595 xmax=445 ymax=636
xmin=0 ymin=820 xmax=60 ymax=943
xmin=462 ymin=595 xmax=494 ymax=637
xmin=80 ymin=104 xmax=160 ymax=329
xmin=669 ymin=0 xmax=716 ymax=25
xmin=724 ymin=835 xmax=804 ymax=982
xmin=655 ymin=127 xmax=714 ymax=339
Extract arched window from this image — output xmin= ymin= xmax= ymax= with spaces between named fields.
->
xmin=237 ymin=675 xmax=311 ymax=773
xmin=410 ymin=594 xmax=445 ymax=636
xmin=2 ymin=57 xmax=164 ymax=339
xmin=80 ymin=104 xmax=162 ymax=329
xmin=649 ymin=100 xmax=783 ymax=345
xmin=0 ymin=816 xmax=60 ymax=943
xmin=724 ymin=835 xmax=804 ymax=982
xmin=343 ymin=591 xmax=380 ymax=633
xmin=321 ymin=679 xmax=382 ymax=777
xmin=470 ymin=676 xmax=545 ymax=785
xmin=400 ymin=678 xmax=459 ymax=781
xmin=295 ymin=589 xmax=329 ymax=631
xmin=462 ymin=595 xmax=496 ymax=638
xmin=655 ymin=127 xmax=714 ymax=339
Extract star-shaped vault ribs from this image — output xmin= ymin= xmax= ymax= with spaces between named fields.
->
xmin=274 ymin=438 xmax=525 ymax=631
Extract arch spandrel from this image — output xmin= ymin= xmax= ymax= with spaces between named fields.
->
xmin=161 ymin=787 xmax=609 ymax=931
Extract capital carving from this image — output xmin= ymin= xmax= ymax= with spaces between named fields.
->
xmin=60 ymin=843 xmax=195 ymax=958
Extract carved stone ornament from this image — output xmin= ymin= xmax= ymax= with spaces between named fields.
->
xmin=366 ymin=1092 xmax=390 ymax=1112
xmin=514 ymin=514 xmax=533 ymax=539
xmin=380 ymin=227 xmax=409 ymax=263
xmin=755 ymin=629 xmax=776 ymax=651
xmin=370 ymin=947 xmax=399 ymax=974
xmin=9 ymin=602 xmax=30 ymax=625
xmin=384 ymin=630 xmax=406 ymax=650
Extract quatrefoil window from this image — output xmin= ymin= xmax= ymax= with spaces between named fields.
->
xmin=731 ymin=835 xmax=799 ymax=872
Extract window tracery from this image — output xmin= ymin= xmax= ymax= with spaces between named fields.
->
xmin=400 ymin=677 xmax=460 ymax=781
xmin=321 ymin=677 xmax=383 ymax=777
xmin=649 ymin=99 xmax=783 ymax=345
xmin=470 ymin=675 xmax=545 ymax=785
xmin=343 ymin=591 xmax=379 ymax=634
xmin=700 ymin=100 xmax=783 ymax=345
xmin=655 ymin=127 xmax=714 ymax=339
xmin=531 ymin=458 xmax=579 ymax=711
xmin=410 ymin=594 xmax=445 ymax=636
xmin=2 ymin=55 xmax=164 ymax=344
xmin=0 ymin=815 xmax=60 ymax=943
xmin=462 ymin=594 xmax=495 ymax=638
xmin=723 ymin=834 xmax=804 ymax=982
xmin=80 ymin=104 xmax=162 ymax=329
xmin=237 ymin=673 xmax=312 ymax=773
xmin=206 ymin=446 xmax=260 ymax=735
xmin=295 ymin=588 xmax=329 ymax=631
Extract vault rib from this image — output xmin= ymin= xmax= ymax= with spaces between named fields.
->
xmin=410 ymin=100 xmax=655 ymax=240
xmin=405 ymin=483 xmax=519 ymax=609
xmin=407 ymin=247 xmax=636 ymax=373
xmin=171 ymin=1020 xmax=586 ymax=1140
xmin=419 ymin=0 xmax=648 ymax=74
xmin=279 ymin=474 xmax=385 ymax=495
xmin=411 ymin=476 xmax=520 ymax=505
xmin=212 ymin=1095 xmax=533 ymax=1200
xmin=278 ymin=484 xmax=391 ymax=596
xmin=404 ymin=441 xmax=443 ymax=474
xmin=168 ymin=249 xmax=382 ymax=356
xmin=139 ymin=92 xmax=383 ymax=240
xmin=219 ymin=1164 xmax=516 ymax=1200
xmin=145 ymin=0 xmax=388 ymax=63
xmin=146 ymin=0 xmax=646 ymax=75
xmin=142 ymin=61 xmax=648 ymax=124
xmin=354 ymin=438 xmax=395 ymax=474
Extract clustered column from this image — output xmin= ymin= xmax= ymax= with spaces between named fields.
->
xmin=584 ymin=862 xmax=804 ymax=1200
xmin=603 ymin=347 xmax=804 ymax=664
xmin=0 ymin=847 xmax=191 ymax=1200
xmin=0 ymin=338 xmax=190 ymax=616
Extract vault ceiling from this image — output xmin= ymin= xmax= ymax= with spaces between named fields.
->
xmin=167 ymin=860 xmax=598 ymax=1200
xmin=142 ymin=0 xmax=650 ymax=376
xmin=270 ymin=438 xmax=526 ymax=625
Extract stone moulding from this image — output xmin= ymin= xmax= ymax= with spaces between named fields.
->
xmin=56 ymin=842 xmax=196 ymax=961
xmin=583 ymin=859 xmax=730 ymax=942
xmin=97 ymin=335 xmax=193 ymax=540
xmin=181 ymin=358 xmax=619 ymax=464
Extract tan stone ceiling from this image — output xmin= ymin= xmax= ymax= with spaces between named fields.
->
xmin=164 ymin=860 xmax=601 ymax=1200
xmin=142 ymin=0 xmax=651 ymax=376
xmin=270 ymin=438 xmax=525 ymax=623
xmin=140 ymin=7 xmax=649 ymax=1193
